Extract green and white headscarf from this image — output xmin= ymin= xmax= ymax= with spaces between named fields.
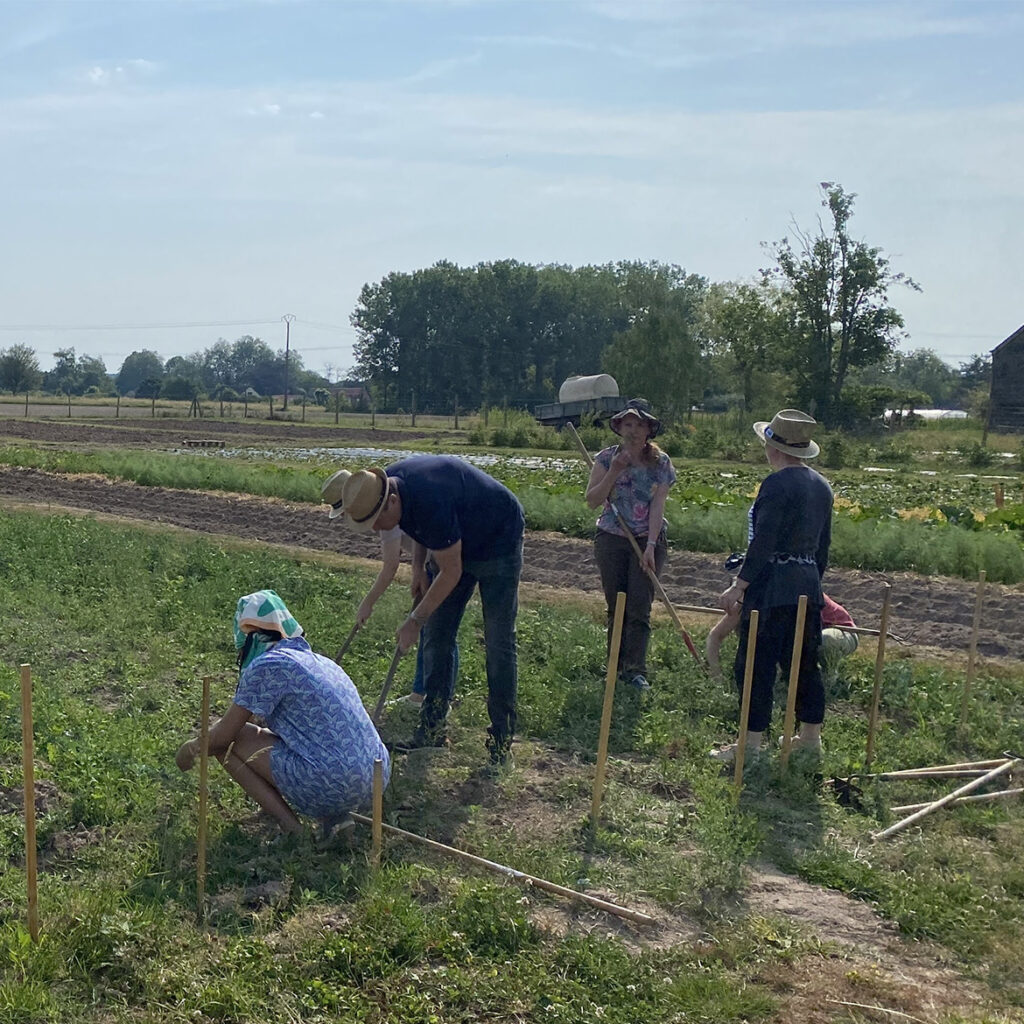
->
xmin=234 ymin=590 xmax=303 ymax=662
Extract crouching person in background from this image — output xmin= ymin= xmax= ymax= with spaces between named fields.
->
xmin=175 ymin=589 xmax=390 ymax=838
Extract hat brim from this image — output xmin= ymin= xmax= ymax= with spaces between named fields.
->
xmin=753 ymin=422 xmax=820 ymax=459
xmin=610 ymin=409 xmax=661 ymax=439
xmin=327 ymin=505 xmax=346 ymax=521
xmin=344 ymin=467 xmax=390 ymax=532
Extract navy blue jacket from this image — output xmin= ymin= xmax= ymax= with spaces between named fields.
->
xmin=738 ymin=465 xmax=833 ymax=610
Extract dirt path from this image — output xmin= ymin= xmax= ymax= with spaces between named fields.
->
xmin=1 ymin=464 xmax=1021 ymax=660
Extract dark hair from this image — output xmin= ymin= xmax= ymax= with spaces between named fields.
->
xmin=236 ymin=628 xmax=282 ymax=670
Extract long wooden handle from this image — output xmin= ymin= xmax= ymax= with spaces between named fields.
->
xmin=20 ymin=665 xmax=39 ymax=943
xmin=371 ymin=646 xmax=404 ymax=726
xmin=733 ymin=610 xmax=760 ymax=791
xmin=592 ymin=592 xmax=626 ymax=828
xmin=349 ymin=812 xmax=655 ymax=925
xmin=196 ymin=674 xmax=212 ymax=919
xmin=334 ymin=621 xmax=361 ymax=663
xmin=779 ymin=595 xmax=809 ymax=770
xmin=864 ymin=584 xmax=893 ymax=769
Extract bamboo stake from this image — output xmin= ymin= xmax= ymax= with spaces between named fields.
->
xmin=733 ymin=610 xmax=760 ymax=792
xmin=371 ymin=645 xmax=404 ymax=726
xmin=779 ymin=595 xmax=808 ymax=771
xmin=196 ymin=674 xmax=211 ymax=919
xmin=334 ymin=622 xmax=360 ymax=663
xmin=873 ymin=758 xmax=1021 ymax=841
xmin=871 ymin=769 xmax=1001 ymax=781
xmin=960 ymin=570 xmax=986 ymax=726
xmin=591 ymin=592 xmax=626 ymax=830
xmin=567 ymin=423 xmax=703 ymax=667
xmin=890 ymin=788 xmax=1022 ymax=815
xmin=864 ymin=584 xmax=893 ymax=770
xmin=349 ymin=812 xmax=655 ymax=925
xmin=20 ymin=665 xmax=39 ymax=943
xmin=878 ymin=758 xmax=1008 ymax=775
xmin=371 ymin=758 xmax=384 ymax=868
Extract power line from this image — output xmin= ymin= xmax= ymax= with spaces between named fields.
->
xmin=0 ymin=318 xmax=283 ymax=332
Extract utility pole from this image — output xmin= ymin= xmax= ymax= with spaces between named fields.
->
xmin=282 ymin=313 xmax=295 ymax=410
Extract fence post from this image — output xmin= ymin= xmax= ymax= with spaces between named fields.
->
xmin=67 ymin=393 xmax=71 ymax=417
xmin=151 ymin=396 xmax=156 ymax=418
xmin=116 ymin=394 xmax=120 ymax=419
xmin=24 ymin=391 xmax=29 ymax=417
xmin=335 ymin=389 xmax=340 ymax=425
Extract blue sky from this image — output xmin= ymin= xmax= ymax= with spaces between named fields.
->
xmin=1 ymin=0 xmax=1021 ymax=379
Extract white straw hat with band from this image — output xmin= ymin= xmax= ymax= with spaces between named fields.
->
xmin=340 ymin=467 xmax=391 ymax=532
xmin=752 ymin=409 xmax=820 ymax=459
xmin=321 ymin=468 xmax=352 ymax=521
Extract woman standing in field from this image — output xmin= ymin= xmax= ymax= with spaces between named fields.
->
xmin=714 ymin=409 xmax=833 ymax=761
xmin=585 ymin=399 xmax=676 ymax=691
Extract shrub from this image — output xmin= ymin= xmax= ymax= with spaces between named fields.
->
xmin=961 ymin=441 xmax=995 ymax=468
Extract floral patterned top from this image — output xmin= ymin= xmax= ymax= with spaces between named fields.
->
xmin=594 ymin=445 xmax=677 ymax=540
xmin=235 ymin=637 xmax=390 ymax=818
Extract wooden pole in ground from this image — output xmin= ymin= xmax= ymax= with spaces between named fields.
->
xmin=348 ymin=812 xmax=655 ymax=925
xmin=779 ymin=596 xmax=809 ymax=771
xmin=371 ymin=758 xmax=384 ymax=869
xmin=733 ymin=610 xmax=760 ymax=792
xmin=591 ymin=592 xmax=626 ymax=830
xmin=196 ymin=675 xmax=211 ymax=919
xmin=960 ymin=570 xmax=987 ymax=727
xmin=864 ymin=584 xmax=893 ymax=770
xmin=371 ymin=646 xmax=404 ymax=726
xmin=20 ymin=665 xmax=39 ymax=943
xmin=890 ymin=787 xmax=1022 ymax=815
xmin=873 ymin=758 xmax=1020 ymax=841
xmin=566 ymin=423 xmax=704 ymax=667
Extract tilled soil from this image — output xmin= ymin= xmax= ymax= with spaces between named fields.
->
xmin=1 ymin=463 xmax=1021 ymax=660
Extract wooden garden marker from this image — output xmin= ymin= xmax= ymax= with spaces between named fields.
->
xmin=371 ymin=645 xmax=404 ymax=727
xmin=196 ymin=675 xmax=212 ymax=919
xmin=960 ymin=570 xmax=986 ymax=726
xmin=995 ymin=483 xmax=1004 ymax=508
xmin=733 ymin=610 xmax=760 ymax=792
xmin=864 ymin=584 xmax=893 ymax=770
xmin=333 ymin=621 xmax=360 ymax=664
xmin=591 ymin=592 xmax=626 ymax=830
xmin=873 ymin=757 xmax=1020 ymax=841
xmin=371 ymin=758 xmax=384 ymax=868
xmin=20 ymin=665 xmax=39 ymax=942
xmin=779 ymin=595 xmax=808 ymax=771
xmin=890 ymin=787 xmax=1022 ymax=815
xmin=349 ymin=812 xmax=655 ymax=925
xmin=566 ymin=422 xmax=704 ymax=667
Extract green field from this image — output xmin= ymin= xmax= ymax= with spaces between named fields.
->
xmin=1 ymin=506 xmax=1022 ymax=1023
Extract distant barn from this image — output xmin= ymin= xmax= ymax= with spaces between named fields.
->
xmin=990 ymin=324 xmax=1024 ymax=433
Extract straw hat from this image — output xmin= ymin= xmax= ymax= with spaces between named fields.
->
xmin=341 ymin=467 xmax=390 ymax=532
xmin=610 ymin=398 xmax=661 ymax=439
xmin=321 ymin=468 xmax=352 ymax=520
xmin=753 ymin=409 xmax=820 ymax=459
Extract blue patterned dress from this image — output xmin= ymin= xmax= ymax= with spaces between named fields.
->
xmin=234 ymin=637 xmax=390 ymax=817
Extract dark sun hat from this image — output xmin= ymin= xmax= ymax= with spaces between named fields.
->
xmin=610 ymin=398 xmax=661 ymax=439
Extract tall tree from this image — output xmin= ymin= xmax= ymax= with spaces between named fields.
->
xmin=766 ymin=183 xmax=919 ymax=424
xmin=0 ymin=344 xmax=42 ymax=394
xmin=117 ymin=350 xmax=164 ymax=395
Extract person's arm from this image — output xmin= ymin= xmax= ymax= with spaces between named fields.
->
xmin=356 ymin=530 xmax=403 ymax=626
xmin=641 ymin=483 xmax=670 ymax=572
xmin=175 ymin=702 xmax=253 ymax=770
xmin=816 ymin=506 xmax=832 ymax=581
xmin=585 ymin=448 xmax=631 ymax=509
xmin=410 ymin=541 xmax=429 ymax=603
xmin=396 ymin=540 xmax=462 ymax=653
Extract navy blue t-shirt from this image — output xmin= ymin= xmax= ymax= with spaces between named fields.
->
xmin=387 ymin=456 xmax=525 ymax=562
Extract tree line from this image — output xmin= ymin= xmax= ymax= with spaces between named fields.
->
xmin=0 ymin=184 xmax=993 ymax=425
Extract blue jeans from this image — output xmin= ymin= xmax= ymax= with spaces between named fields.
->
xmin=417 ymin=543 xmax=522 ymax=744
xmin=412 ymin=634 xmax=457 ymax=695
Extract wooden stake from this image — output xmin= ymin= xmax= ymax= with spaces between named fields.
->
xmin=733 ymin=610 xmax=760 ymax=792
xmin=873 ymin=758 xmax=1020 ymax=841
xmin=567 ymin=423 xmax=704 ymax=667
xmin=864 ymin=584 xmax=893 ymax=770
xmin=876 ymin=758 xmax=1007 ymax=775
xmin=334 ymin=621 xmax=360 ymax=664
xmin=371 ymin=758 xmax=384 ymax=868
xmin=890 ymin=788 xmax=1022 ymax=815
xmin=779 ymin=595 xmax=808 ymax=771
xmin=591 ymin=592 xmax=626 ymax=830
xmin=20 ymin=665 xmax=39 ymax=943
xmin=196 ymin=675 xmax=211 ymax=920
xmin=349 ymin=813 xmax=655 ymax=925
xmin=371 ymin=646 xmax=404 ymax=726
xmin=960 ymin=570 xmax=986 ymax=726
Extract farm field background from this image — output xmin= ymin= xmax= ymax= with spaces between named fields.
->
xmin=0 ymin=412 xmax=1022 ymax=1022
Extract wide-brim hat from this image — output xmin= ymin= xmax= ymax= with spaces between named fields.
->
xmin=341 ymin=467 xmax=390 ymax=533
xmin=753 ymin=409 xmax=820 ymax=459
xmin=321 ymin=468 xmax=352 ymax=520
xmin=610 ymin=398 xmax=661 ymax=439
xmin=233 ymin=589 xmax=303 ymax=650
